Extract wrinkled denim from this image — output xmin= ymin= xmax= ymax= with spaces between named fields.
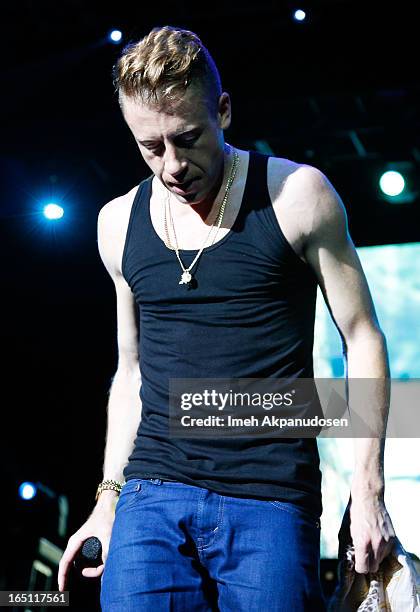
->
xmin=101 ymin=478 xmax=326 ymax=611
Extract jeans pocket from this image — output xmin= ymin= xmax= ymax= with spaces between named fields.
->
xmin=268 ymin=500 xmax=321 ymax=529
xmin=116 ymin=479 xmax=146 ymax=512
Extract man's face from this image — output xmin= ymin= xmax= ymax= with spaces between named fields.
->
xmin=121 ymin=86 xmax=231 ymax=205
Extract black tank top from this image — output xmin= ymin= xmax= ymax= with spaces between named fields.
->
xmin=121 ymin=151 xmax=322 ymax=517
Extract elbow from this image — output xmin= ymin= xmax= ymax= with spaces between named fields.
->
xmin=344 ymin=323 xmax=390 ymax=374
xmin=114 ymin=359 xmax=141 ymax=383
xmin=344 ymin=322 xmax=388 ymax=353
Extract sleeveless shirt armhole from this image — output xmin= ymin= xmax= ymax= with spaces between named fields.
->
xmin=264 ymin=194 xmax=315 ymax=275
xmin=252 ymin=153 xmax=311 ymax=273
xmin=121 ymin=176 xmax=153 ymax=284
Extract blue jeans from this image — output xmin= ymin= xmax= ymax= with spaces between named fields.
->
xmin=100 ymin=478 xmax=326 ymax=611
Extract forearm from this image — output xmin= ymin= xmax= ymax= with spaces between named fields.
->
xmin=345 ymin=328 xmax=390 ymax=493
xmin=99 ymin=366 xmax=142 ymax=499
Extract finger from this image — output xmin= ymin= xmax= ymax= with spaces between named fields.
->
xmin=57 ymin=537 xmax=84 ymax=591
xmin=369 ymin=537 xmax=383 ymax=573
xmin=371 ymin=535 xmax=396 ymax=572
xmin=98 ymin=545 xmax=109 ymax=570
xmin=82 ymin=564 xmax=105 ymax=578
xmin=354 ymin=547 xmax=371 ymax=574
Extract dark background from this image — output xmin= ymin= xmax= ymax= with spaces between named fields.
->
xmin=1 ymin=0 xmax=419 ymax=606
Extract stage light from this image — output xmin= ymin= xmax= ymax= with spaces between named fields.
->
xmin=109 ymin=29 xmax=122 ymax=43
xmin=294 ymin=9 xmax=306 ymax=21
xmin=17 ymin=481 xmax=69 ymax=537
xmin=19 ymin=482 xmax=37 ymax=500
xmin=379 ymin=171 xmax=405 ymax=197
xmin=43 ymin=203 xmax=64 ymax=220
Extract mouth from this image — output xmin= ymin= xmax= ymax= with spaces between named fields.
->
xmin=168 ymin=178 xmax=197 ymax=195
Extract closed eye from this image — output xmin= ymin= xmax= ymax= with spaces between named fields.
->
xmin=138 ymin=130 xmax=202 ymax=153
xmin=140 ymin=142 xmax=164 ymax=154
xmin=175 ymin=130 xmax=202 ymax=148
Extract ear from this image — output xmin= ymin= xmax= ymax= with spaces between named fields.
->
xmin=217 ymin=92 xmax=232 ymax=130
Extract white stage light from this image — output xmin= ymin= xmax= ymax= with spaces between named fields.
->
xmin=109 ymin=29 xmax=122 ymax=43
xmin=19 ymin=482 xmax=37 ymax=500
xmin=43 ymin=203 xmax=64 ymax=220
xmin=379 ymin=171 xmax=405 ymax=197
xmin=294 ymin=9 xmax=306 ymax=21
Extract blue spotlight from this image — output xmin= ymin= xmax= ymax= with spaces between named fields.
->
xmin=109 ymin=29 xmax=122 ymax=43
xmin=294 ymin=9 xmax=306 ymax=21
xmin=379 ymin=171 xmax=405 ymax=197
xmin=43 ymin=203 xmax=64 ymax=220
xmin=19 ymin=481 xmax=37 ymax=500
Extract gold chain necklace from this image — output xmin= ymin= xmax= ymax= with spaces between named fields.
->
xmin=163 ymin=146 xmax=239 ymax=287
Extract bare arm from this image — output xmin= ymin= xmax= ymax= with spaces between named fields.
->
xmin=297 ymin=165 xmax=390 ymax=455
xmin=95 ymin=192 xmax=142 ymax=508
xmin=58 ymin=188 xmax=140 ymax=590
xmin=290 ymin=165 xmax=396 ymax=572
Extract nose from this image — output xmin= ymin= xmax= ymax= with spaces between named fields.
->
xmin=164 ymin=146 xmax=188 ymax=180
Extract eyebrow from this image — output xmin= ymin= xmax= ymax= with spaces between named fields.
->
xmin=137 ymin=128 xmax=201 ymax=146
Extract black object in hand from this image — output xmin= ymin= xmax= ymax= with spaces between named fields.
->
xmin=73 ymin=536 xmax=103 ymax=570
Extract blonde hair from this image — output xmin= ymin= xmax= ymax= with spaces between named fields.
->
xmin=113 ymin=26 xmax=222 ymax=114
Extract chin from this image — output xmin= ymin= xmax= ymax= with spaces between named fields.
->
xmin=172 ymin=192 xmax=198 ymax=204
xmin=184 ymin=189 xmax=207 ymax=205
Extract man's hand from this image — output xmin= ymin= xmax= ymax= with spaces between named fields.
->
xmin=349 ymin=487 xmax=396 ymax=574
xmin=57 ymin=492 xmax=118 ymax=592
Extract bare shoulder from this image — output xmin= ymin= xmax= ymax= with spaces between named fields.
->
xmin=98 ymin=184 xmax=139 ymax=231
xmin=267 ymin=157 xmax=346 ymax=260
xmin=97 ymin=184 xmax=139 ymax=278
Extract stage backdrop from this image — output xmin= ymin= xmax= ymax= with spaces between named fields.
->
xmin=314 ymin=241 xmax=420 ymax=559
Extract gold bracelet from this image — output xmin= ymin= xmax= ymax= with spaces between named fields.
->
xmin=95 ymin=479 xmax=124 ymax=502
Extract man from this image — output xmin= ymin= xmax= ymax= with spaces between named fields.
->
xmin=58 ymin=26 xmax=396 ymax=610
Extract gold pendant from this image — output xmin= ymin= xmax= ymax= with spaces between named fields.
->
xmin=179 ymin=270 xmax=192 ymax=285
